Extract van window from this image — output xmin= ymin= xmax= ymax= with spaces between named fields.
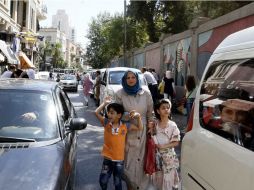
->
xmin=199 ymin=58 xmax=254 ymax=151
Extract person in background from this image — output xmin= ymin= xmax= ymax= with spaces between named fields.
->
xmin=1 ymin=65 xmax=16 ymax=78
xmin=158 ymin=74 xmax=165 ymax=100
xmin=11 ymin=68 xmax=23 ymax=78
xmin=82 ymin=73 xmax=93 ymax=106
xmin=185 ymin=75 xmax=197 ymax=122
xmin=115 ymin=69 xmax=154 ymax=190
xmin=151 ymin=98 xmax=180 ymax=190
xmin=27 ymin=68 xmax=35 ymax=79
xmin=141 ymin=67 xmax=158 ymax=104
xmin=95 ymin=96 xmax=143 ymax=190
xmin=94 ymin=70 xmax=101 ymax=106
xmin=149 ymin=68 xmax=160 ymax=84
xmin=163 ymin=70 xmax=175 ymax=101
xmin=48 ymin=71 xmax=54 ymax=80
xmin=56 ymin=73 xmax=61 ymax=82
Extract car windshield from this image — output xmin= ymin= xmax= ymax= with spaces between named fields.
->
xmin=109 ymin=70 xmax=146 ymax=85
xmin=0 ymin=90 xmax=59 ymax=141
xmin=61 ymin=75 xmax=76 ymax=80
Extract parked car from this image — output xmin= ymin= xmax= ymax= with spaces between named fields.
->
xmin=59 ymin=74 xmax=79 ymax=92
xmin=0 ymin=79 xmax=87 ymax=190
xmin=36 ymin=71 xmax=50 ymax=80
xmin=99 ymin=67 xmax=148 ymax=104
xmin=181 ymin=26 xmax=254 ymax=190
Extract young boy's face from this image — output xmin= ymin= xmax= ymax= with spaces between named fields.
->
xmin=107 ymin=108 xmax=122 ymax=123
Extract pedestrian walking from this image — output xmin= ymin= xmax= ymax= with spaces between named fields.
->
xmin=151 ymin=98 xmax=180 ymax=190
xmin=95 ymin=96 xmax=143 ymax=190
xmin=141 ymin=67 xmax=158 ymax=104
xmin=115 ymin=69 xmax=154 ymax=190
xmin=185 ymin=75 xmax=197 ymax=123
xmin=94 ymin=70 xmax=101 ymax=106
xmin=82 ymin=73 xmax=93 ymax=106
xmin=163 ymin=70 xmax=175 ymax=101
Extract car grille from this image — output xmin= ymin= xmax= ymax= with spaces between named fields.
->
xmin=0 ymin=143 xmax=29 ymax=149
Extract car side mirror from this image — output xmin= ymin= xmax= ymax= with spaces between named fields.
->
xmin=100 ymin=81 xmax=106 ymax=86
xmin=66 ymin=118 xmax=87 ymax=131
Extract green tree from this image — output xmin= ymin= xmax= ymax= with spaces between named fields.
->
xmin=127 ymin=1 xmax=158 ymax=42
xmin=51 ymin=43 xmax=64 ymax=68
xmin=126 ymin=1 xmax=252 ymax=42
xmin=85 ymin=12 xmax=148 ymax=68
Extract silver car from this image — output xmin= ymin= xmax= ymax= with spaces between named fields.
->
xmin=59 ymin=74 xmax=78 ymax=92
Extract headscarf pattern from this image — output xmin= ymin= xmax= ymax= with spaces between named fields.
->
xmin=121 ymin=69 xmax=141 ymax=95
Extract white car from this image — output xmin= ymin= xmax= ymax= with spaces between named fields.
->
xmin=36 ymin=71 xmax=50 ymax=80
xmin=59 ymin=74 xmax=78 ymax=92
xmin=181 ymin=26 xmax=254 ymax=190
xmin=99 ymin=67 xmax=148 ymax=104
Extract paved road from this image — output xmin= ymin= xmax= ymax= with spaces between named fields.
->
xmin=68 ymin=86 xmax=186 ymax=190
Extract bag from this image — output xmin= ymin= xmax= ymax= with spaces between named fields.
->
xmin=155 ymin=149 xmax=163 ymax=171
xmin=144 ymin=134 xmax=156 ymax=175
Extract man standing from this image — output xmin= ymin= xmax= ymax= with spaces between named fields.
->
xmin=141 ymin=67 xmax=158 ymax=104
xmin=94 ymin=70 xmax=101 ymax=107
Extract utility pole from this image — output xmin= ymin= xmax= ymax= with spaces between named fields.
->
xmin=124 ymin=0 xmax=127 ymax=66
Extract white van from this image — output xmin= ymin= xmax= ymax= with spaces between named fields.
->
xmin=181 ymin=26 xmax=254 ymax=190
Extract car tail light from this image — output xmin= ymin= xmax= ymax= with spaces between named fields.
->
xmin=186 ymin=102 xmax=195 ymax=132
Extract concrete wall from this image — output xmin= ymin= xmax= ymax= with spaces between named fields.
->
xmin=111 ymin=2 xmax=254 ymax=87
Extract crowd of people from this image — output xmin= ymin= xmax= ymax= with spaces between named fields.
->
xmin=0 ymin=65 xmax=35 ymax=79
xmin=89 ymin=67 xmax=198 ymax=190
xmin=1 ymin=63 xmax=197 ymax=190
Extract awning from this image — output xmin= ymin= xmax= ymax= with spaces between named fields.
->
xmin=19 ymin=52 xmax=35 ymax=69
xmin=0 ymin=40 xmax=19 ymax=65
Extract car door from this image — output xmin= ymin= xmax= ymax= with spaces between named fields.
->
xmin=56 ymin=87 xmax=77 ymax=189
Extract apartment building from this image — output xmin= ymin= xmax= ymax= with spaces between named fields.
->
xmin=0 ymin=0 xmax=47 ymax=70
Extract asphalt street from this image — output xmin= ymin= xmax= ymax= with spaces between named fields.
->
xmin=68 ymin=85 xmax=187 ymax=190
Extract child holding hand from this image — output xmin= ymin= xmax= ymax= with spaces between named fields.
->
xmin=95 ymin=96 xmax=143 ymax=190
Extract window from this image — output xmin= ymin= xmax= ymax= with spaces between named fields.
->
xmin=46 ymin=36 xmax=52 ymax=42
xmin=199 ymin=58 xmax=254 ymax=151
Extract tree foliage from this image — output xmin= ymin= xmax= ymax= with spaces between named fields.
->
xmin=127 ymin=1 xmax=251 ymax=42
xmin=85 ymin=12 xmax=148 ymax=68
xmin=38 ymin=41 xmax=66 ymax=70
xmin=85 ymin=1 xmax=252 ymax=68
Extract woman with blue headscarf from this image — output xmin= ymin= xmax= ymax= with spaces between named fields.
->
xmin=116 ymin=69 xmax=154 ymax=190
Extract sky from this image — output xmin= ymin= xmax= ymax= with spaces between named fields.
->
xmin=40 ymin=0 xmax=126 ymax=47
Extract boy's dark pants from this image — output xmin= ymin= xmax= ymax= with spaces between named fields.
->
xmin=99 ymin=158 xmax=124 ymax=190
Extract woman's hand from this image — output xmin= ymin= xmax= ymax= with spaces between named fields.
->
xmin=156 ymin=144 xmax=165 ymax=149
xmin=129 ymin=110 xmax=141 ymax=119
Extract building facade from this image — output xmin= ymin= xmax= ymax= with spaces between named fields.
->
xmin=0 ymin=0 xmax=47 ymax=70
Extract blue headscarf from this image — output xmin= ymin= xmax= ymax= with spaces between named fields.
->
xmin=122 ymin=69 xmax=142 ymax=95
